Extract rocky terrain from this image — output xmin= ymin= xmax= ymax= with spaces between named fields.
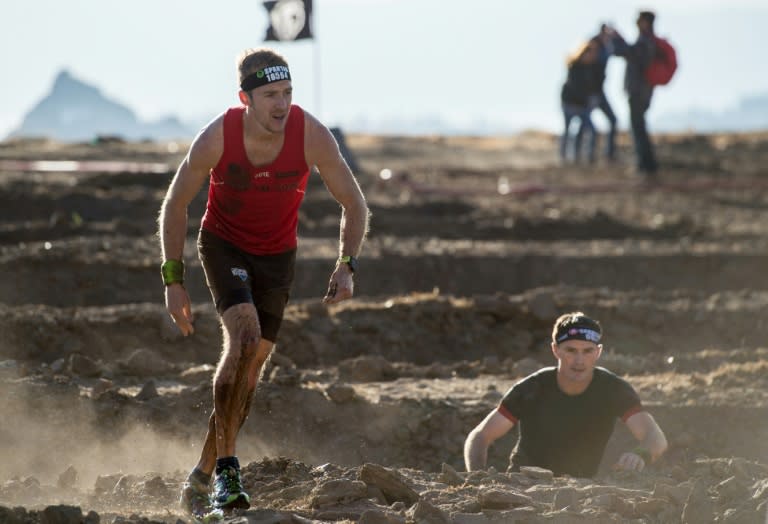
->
xmin=1 ymin=130 xmax=768 ymax=523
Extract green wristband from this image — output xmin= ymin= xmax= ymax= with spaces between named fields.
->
xmin=161 ymin=259 xmax=184 ymax=286
xmin=632 ymin=447 xmax=651 ymax=462
xmin=338 ymin=255 xmax=358 ymax=273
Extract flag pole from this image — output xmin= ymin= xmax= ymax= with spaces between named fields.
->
xmin=312 ymin=1 xmax=321 ymax=120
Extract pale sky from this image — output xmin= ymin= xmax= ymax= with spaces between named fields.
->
xmin=1 ymin=0 xmax=766 ymax=137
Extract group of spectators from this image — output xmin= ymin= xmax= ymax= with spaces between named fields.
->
xmin=560 ymin=10 xmax=661 ymax=178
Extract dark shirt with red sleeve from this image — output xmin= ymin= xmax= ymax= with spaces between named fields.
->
xmin=498 ymin=366 xmax=644 ymax=478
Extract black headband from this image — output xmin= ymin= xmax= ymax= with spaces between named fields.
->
xmin=555 ymin=327 xmax=602 ymax=344
xmin=240 ymin=65 xmax=291 ymax=91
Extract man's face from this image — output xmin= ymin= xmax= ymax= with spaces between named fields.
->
xmin=552 ymin=339 xmax=602 ymax=384
xmin=241 ymin=79 xmax=293 ymax=133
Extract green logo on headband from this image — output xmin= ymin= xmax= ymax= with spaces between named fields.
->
xmin=256 ymin=70 xmax=265 ymax=78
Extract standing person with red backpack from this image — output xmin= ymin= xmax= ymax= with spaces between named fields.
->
xmin=612 ymin=10 xmax=669 ymax=179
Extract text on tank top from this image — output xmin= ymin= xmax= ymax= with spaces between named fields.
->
xmin=201 ymin=104 xmax=310 ymax=254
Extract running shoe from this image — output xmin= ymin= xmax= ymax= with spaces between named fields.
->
xmin=180 ymin=476 xmax=218 ymax=521
xmin=212 ymin=467 xmax=250 ymax=510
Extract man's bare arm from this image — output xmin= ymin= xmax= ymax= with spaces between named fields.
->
xmin=304 ymin=112 xmax=369 ymax=303
xmin=304 ymin=113 xmax=368 ymax=256
xmin=158 ymin=116 xmax=223 ymax=334
xmin=464 ymin=410 xmax=515 ymax=471
xmin=625 ymin=411 xmax=668 ymax=461
xmin=615 ymin=411 xmax=668 ymax=471
xmin=159 ymin=118 xmax=223 ymax=261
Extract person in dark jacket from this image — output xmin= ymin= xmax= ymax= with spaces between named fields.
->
xmin=612 ymin=11 xmax=659 ymax=177
xmin=577 ymin=24 xmax=618 ymax=162
xmin=560 ymin=40 xmax=602 ymax=164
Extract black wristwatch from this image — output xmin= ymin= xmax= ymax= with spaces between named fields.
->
xmin=339 ymin=255 xmax=358 ymax=273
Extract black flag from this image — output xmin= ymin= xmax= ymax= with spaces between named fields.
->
xmin=263 ymin=0 xmax=313 ymax=41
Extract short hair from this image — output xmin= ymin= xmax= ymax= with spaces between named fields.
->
xmin=237 ymin=48 xmax=289 ymax=86
xmin=552 ymin=312 xmax=603 ymax=343
xmin=638 ymin=10 xmax=656 ymax=25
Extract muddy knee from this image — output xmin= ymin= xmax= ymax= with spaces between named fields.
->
xmin=215 ymin=304 xmax=262 ymax=384
xmin=247 ymin=340 xmax=275 ymax=387
xmin=222 ymin=303 xmax=262 ymax=349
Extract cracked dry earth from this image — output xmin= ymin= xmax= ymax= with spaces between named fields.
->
xmin=1 ymin=131 xmax=768 ymax=523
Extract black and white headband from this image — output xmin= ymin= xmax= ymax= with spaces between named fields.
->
xmin=240 ymin=65 xmax=291 ymax=91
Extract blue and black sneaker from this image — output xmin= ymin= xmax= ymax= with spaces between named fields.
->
xmin=180 ymin=476 xmax=222 ymax=522
xmin=212 ymin=466 xmax=250 ymax=511
xmin=191 ymin=509 xmax=224 ymax=524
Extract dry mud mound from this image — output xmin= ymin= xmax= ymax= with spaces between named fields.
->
xmin=1 ymin=132 xmax=768 ymax=523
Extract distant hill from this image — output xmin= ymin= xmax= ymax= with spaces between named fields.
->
xmin=656 ymin=93 xmax=768 ymax=133
xmin=7 ymin=70 xmax=197 ymax=142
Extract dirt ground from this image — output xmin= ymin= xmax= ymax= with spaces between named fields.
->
xmin=1 ymin=130 xmax=768 ymax=523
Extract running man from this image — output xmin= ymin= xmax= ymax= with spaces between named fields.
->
xmin=159 ymin=47 xmax=369 ymax=519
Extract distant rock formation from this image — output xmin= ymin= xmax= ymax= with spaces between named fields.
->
xmin=7 ymin=70 xmax=196 ymax=142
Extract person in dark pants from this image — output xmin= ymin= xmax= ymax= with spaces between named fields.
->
xmin=578 ymin=24 xmax=618 ymax=162
xmin=560 ymin=40 xmax=602 ymax=164
xmin=612 ymin=11 xmax=659 ymax=177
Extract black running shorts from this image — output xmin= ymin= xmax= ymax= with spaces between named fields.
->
xmin=197 ymin=228 xmax=296 ymax=342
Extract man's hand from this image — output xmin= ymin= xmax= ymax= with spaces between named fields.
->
xmin=613 ymin=451 xmax=646 ymax=472
xmin=165 ymin=283 xmax=195 ymax=335
xmin=322 ymin=264 xmax=354 ymax=304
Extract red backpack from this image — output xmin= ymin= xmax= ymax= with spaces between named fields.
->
xmin=645 ymin=36 xmax=677 ymax=86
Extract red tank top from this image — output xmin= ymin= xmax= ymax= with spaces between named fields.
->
xmin=201 ymin=105 xmax=310 ymax=254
